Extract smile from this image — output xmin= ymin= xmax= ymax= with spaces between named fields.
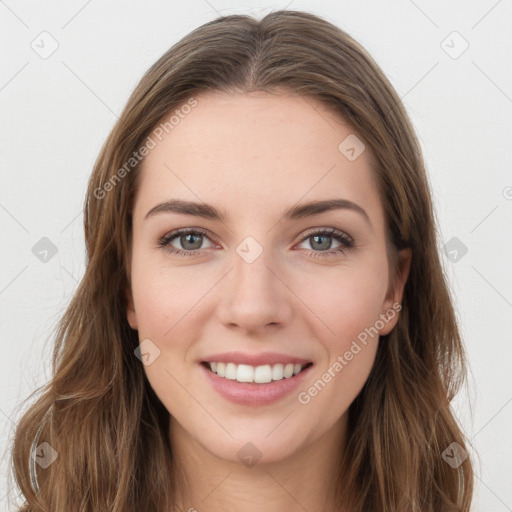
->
xmin=202 ymin=361 xmax=314 ymax=384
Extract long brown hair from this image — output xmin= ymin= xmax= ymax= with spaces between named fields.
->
xmin=9 ymin=10 xmax=473 ymax=511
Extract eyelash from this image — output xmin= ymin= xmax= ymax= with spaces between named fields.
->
xmin=157 ymin=227 xmax=354 ymax=259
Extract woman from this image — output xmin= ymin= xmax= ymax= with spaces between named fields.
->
xmin=10 ymin=9 xmax=474 ymax=511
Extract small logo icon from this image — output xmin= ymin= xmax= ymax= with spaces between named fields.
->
xmin=338 ymin=134 xmax=366 ymax=161
xmin=442 ymin=442 xmax=468 ymax=468
xmin=32 ymin=442 xmax=59 ymax=468
xmin=236 ymin=236 xmax=263 ymax=264
xmin=441 ymin=31 xmax=469 ymax=60
xmin=30 ymin=31 xmax=59 ymax=59
xmin=32 ymin=237 xmax=58 ymax=263
xmin=237 ymin=442 xmax=263 ymax=467
xmin=443 ymin=237 xmax=468 ymax=263
xmin=134 ymin=338 xmax=161 ymax=366
xmin=503 ymin=186 xmax=512 ymax=200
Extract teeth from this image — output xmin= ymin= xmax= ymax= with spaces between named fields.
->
xmin=216 ymin=362 xmax=226 ymax=377
xmin=225 ymin=363 xmax=237 ymax=380
xmin=206 ymin=361 xmax=308 ymax=383
xmin=272 ymin=364 xmax=283 ymax=381
xmin=283 ymin=363 xmax=294 ymax=378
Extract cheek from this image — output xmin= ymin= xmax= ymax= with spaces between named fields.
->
xmin=130 ymin=258 xmax=212 ymax=338
xmin=298 ymin=260 xmax=388 ymax=342
xmin=129 ymin=261 xmax=207 ymax=411
xmin=292 ymin=263 xmax=385 ymax=414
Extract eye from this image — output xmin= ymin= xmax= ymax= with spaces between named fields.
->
xmin=157 ymin=228 xmax=216 ymax=257
xmin=296 ymin=228 xmax=354 ymax=258
xmin=157 ymin=226 xmax=354 ymax=259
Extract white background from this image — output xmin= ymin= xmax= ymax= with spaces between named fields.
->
xmin=1 ymin=1 xmax=511 ymax=510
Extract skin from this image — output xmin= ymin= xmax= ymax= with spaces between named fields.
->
xmin=126 ymin=90 xmax=411 ymax=512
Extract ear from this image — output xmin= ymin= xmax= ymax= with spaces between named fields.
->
xmin=378 ymin=248 xmax=412 ymax=335
xmin=125 ymin=286 xmax=138 ymax=330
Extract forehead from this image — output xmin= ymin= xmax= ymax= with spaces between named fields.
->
xmin=134 ymin=91 xmax=383 ymax=225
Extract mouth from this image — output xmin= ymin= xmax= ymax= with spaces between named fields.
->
xmin=201 ymin=361 xmax=314 ymax=384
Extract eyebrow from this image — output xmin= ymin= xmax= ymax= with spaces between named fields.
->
xmin=144 ymin=198 xmax=372 ymax=228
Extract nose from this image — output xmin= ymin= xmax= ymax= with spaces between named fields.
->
xmin=216 ymin=245 xmax=293 ymax=333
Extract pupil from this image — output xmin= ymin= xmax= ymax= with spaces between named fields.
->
xmin=182 ymin=233 xmax=202 ymax=250
xmin=312 ymin=235 xmax=331 ymax=250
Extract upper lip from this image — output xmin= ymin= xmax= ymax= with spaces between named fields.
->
xmin=200 ymin=351 xmax=312 ymax=367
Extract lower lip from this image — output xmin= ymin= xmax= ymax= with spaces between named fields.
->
xmin=200 ymin=363 xmax=313 ymax=406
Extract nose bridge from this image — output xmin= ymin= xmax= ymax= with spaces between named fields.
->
xmin=232 ymin=237 xmax=281 ymax=303
xmin=217 ymin=235 xmax=292 ymax=330
xmin=234 ymin=244 xmax=275 ymax=292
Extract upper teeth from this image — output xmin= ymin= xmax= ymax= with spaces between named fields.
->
xmin=208 ymin=362 xmax=305 ymax=383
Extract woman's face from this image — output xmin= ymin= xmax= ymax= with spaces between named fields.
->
xmin=126 ymin=91 xmax=410 ymax=465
